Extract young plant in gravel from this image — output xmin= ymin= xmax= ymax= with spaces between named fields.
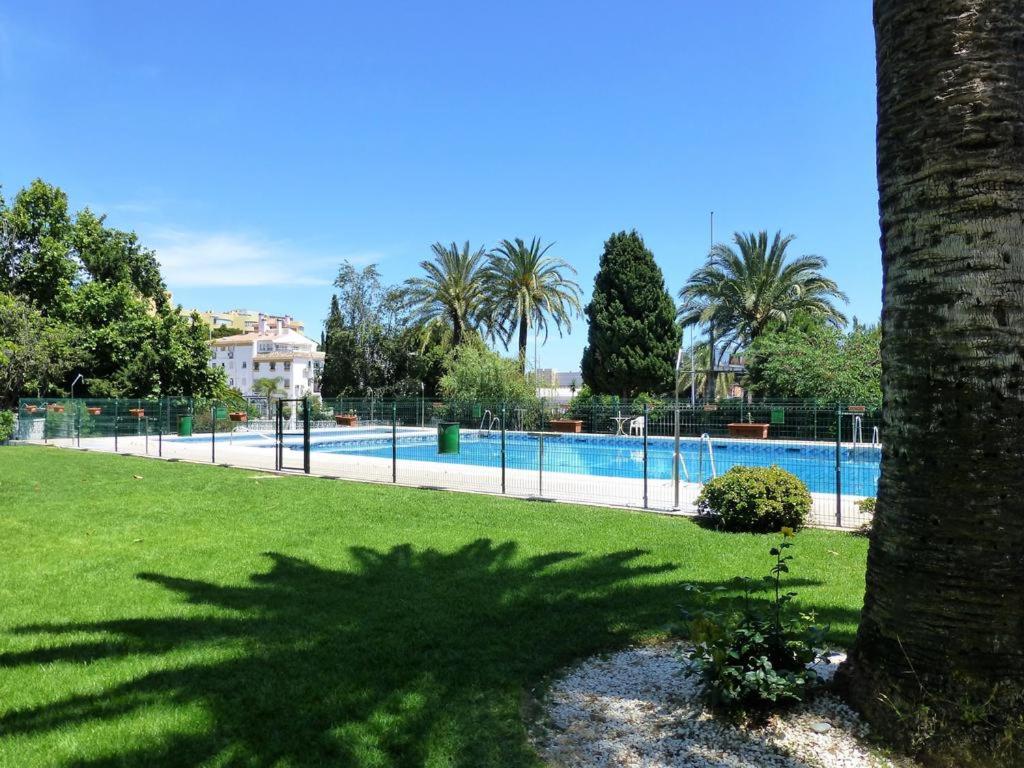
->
xmin=680 ymin=530 xmax=828 ymax=714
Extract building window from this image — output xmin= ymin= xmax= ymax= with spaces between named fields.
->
xmin=253 ymin=362 xmax=260 ymax=371
xmin=241 ymin=361 xmax=247 ymax=369
xmin=284 ymin=362 xmax=291 ymax=371
xmin=229 ymin=378 xmax=234 ymax=386
xmin=269 ymin=362 xmax=276 ymax=371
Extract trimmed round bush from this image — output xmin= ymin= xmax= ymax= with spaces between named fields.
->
xmin=696 ymin=465 xmax=811 ymax=532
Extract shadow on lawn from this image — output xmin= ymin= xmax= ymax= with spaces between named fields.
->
xmin=2 ymin=538 xmax=861 ymax=767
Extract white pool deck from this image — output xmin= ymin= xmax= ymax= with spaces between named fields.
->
xmin=21 ymin=426 xmax=872 ymax=529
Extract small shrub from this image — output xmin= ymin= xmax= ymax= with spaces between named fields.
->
xmin=0 ymin=410 xmax=14 ymax=442
xmin=853 ymin=496 xmax=876 ymax=537
xmin=696 ymin=465 xmax=811 ymax=532
xmin=680 ymin=532 xmax=827 ymax=713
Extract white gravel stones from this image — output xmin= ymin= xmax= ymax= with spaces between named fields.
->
xmin=531 ymin=644 xmax=917 ymax=768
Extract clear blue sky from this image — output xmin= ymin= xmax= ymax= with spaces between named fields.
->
xmin=0 ymin=1 xmax=880 ymax=369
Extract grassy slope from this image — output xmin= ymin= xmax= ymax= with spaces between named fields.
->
xmin=0 ymin=446 xmax=867 ymax=767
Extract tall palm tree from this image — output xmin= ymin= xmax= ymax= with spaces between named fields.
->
xmin=840 ymin=2 xmax=1024 ymax=766
xmin=482 ymin=237 xmax=582 ymax=373
xmin=679 ymin=230 xmax=847 ymax=400
xmin=403 ymin=242 xmax=488 ymax=347
xmin=679 ymin=230 xmax=847 ymax=350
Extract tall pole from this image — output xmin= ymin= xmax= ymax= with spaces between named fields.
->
xmin=689 ymin=325 xmax=696 ymax=408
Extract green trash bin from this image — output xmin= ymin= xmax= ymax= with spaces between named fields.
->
xmin=178 ymin=415 xmax=193 ymax=437
xmin=437 ymin=422 xmax=460 ymax=454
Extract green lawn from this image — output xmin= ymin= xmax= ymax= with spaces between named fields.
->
xmin=0 ymin=446 xmax=867 ymax=767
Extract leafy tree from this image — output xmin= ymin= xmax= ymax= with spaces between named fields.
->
xmin=0 ymin=179 xmax=76 ymax=310
xmin=679 ymin=231 xmax=847 ymax=398
xmin=481 ymin=237 xmax=582 ymax=372
xmin=438 ymin=344 xmax=535 ymax=406
xmin=0 ymin=292 xmax=78 ymax=407
xmin=839 ymin=3 xmax=1024 ymax=766
xmin=72 ymin=209 xmax=167 ymax=305
xmin=744 ymin=321 xmax=881 ymax=405
xmin=580 ymin=230 xmax=679 ymax=397
xmin=0 ymin=179 xmax=219 ymax=400
xmin=210 ymin=325 xmax=241 ymax=339
xmin=403 ymin=241 xmax=488 ymax=347
xmin=321 ymin=263 xmax=414 ymax=397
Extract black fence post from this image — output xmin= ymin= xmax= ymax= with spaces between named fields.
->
xmin=835 ymin=405 xmax=843 ymax=527
xmin=643 ymin=402 xmax=649 ymax=509
xmin=113 ymin=399 xmax=118 ymax=452
xmin=211 ymin=405 xmax=217 ymax=464
xmin=391 ymin=400 xmax=397 ymax=483
xmin=500 ymin=403 xmax=506 ymax=494
xmin=76 ymin=404 xmax=81 ymax=448
xmin=275 ymin=399 xmax=283 ymax=471
xmin=303 ymin=395 xmax=311 ymax=474
xmin=158 ymin=399 xmax=163 ymax=457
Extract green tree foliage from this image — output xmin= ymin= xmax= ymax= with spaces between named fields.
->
xmin=71 ymin=209 xmax=167 ymax=305
xmin=679 ymin=231 xmax=848 ymax=352
xmin=210 ymin=325 xmax=242 ymax=339
xmin=0 ymin=293 xmax=78 ymax=408
xmin=438 ymin=344 xmax=536 ymax=406
xmin=403 ymin=241 xmax=488 ymax=347
xmin=580 ymin=230 xmax=679 ymax=397
xmin=321 ymin=262 xmax=448 ymax=398
xmin=0 ymin=180 xmax=76 ymax=310
xmin=0 ymin=179 xmax=220 ymax=402
xmin=744 ymin=320 xmax=881 ymax=405
xmin=481 ymin=237 xmax=582 ymax=372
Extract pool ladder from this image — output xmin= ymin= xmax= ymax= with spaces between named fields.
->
xmin=479 ymin=410 xmax=500 ymax=436
xmin=697 ymin=433 xmax=717 ymax=481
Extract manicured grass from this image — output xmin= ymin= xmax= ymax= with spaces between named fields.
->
xmin=0 ymin=446 xmax=867 ymax=767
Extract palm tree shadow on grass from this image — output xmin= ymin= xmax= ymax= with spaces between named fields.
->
xmin=3 ymin=540 xmax=862 ymax=767
xmin=4 ymin=540 xmax=683 ymax=767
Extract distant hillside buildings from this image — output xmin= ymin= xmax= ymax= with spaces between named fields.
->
xmin=192 ymin=307 xmax=305 ymax=335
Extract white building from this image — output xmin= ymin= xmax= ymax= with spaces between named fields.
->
xmin=535 ymin=369 xmax=582 ymax=404
xmin=209 ymin=315 xmax=325 ymax=398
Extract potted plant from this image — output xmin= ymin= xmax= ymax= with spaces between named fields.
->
xmin=86 ymin=407 xmax=102 ymax=416
xmin=129 ymin=408 xmax=145 ymax=418
xmin=48 ymin=404 xmax=65 ymax=414
xmin=229 ymin=411 xmax=248 ymax=422
xmin=25 ymin=405 xmax=39 ymax=414
xmin=335 ymin=413 xmax=359 ymax=426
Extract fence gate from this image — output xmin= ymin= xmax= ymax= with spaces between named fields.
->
xmin=274 ymin=397 xmax=310 ymax=473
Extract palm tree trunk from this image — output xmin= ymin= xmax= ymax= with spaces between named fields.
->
xmin=518 ymin=313 xmax=529 ymax=374
xmin=839 ymin=3 xmax=1024 ymax=765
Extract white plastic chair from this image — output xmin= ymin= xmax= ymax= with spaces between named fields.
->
xmin=628 ymin=416 xmax=645 ymax=436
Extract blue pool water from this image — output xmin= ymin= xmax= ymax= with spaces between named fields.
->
xmin=312 ymin=433 xmax=880 ymax=496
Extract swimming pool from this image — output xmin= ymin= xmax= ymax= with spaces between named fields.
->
xmin=311 ymin=432 xmax=880 ymax=497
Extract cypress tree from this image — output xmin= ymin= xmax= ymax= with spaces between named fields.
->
xmin=580 ymin=230 xmax=679 ymax=397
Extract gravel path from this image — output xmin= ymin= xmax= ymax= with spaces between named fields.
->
xmin=531 ymin=644 xmax=917 ymax=768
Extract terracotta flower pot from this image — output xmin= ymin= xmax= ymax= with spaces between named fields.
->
xmin=229 ymin=412 xmax=247 ymax=422
xmin=335 ymin=414 xmax=358 ymax=426
xmin=129 ymin=408 xmax=145 ymax=418
xmin=26 ymin=406 xmax=38 ymax=414
xmin=48 ymin=405 xmax=65 ymax=413
xmin=87 ymin=407 xmax=102 ymax=416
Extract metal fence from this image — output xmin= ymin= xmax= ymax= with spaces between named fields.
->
xmin=13 ymin=395 xmax=881 ymax=529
